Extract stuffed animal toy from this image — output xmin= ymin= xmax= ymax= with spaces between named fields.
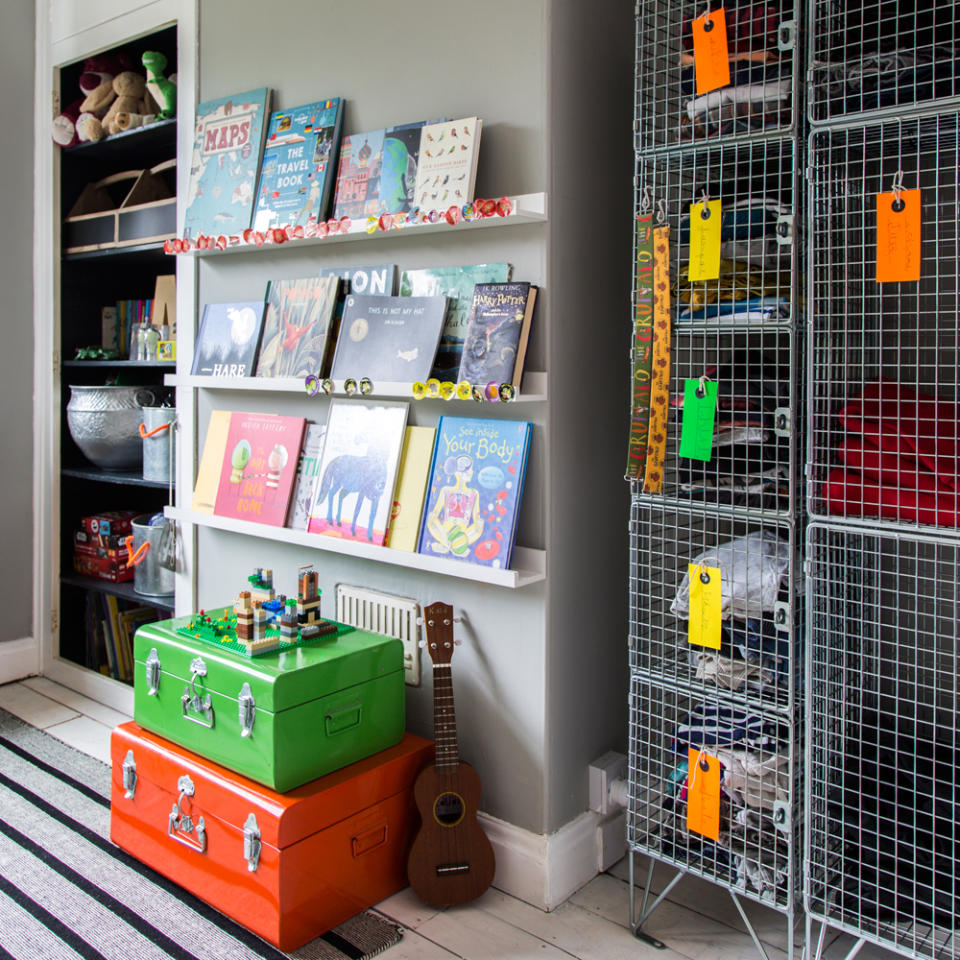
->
xmin=51 ymin=54 xmax=130 ymax=146
xmin=100 ymin=71 xmax=150 ymax=136
xmin=142 ymin=51 xmax=177 ymax=121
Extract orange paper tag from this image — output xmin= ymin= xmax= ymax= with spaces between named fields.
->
xmin=876 ymin=189 xmax=921 ymax=283
xmin=691 ymin=10 xmax=731 ymax=95
xmin=686 ymin=749 xmax=721 ymax=840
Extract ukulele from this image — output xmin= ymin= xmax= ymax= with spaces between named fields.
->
xmin=407 ymin=601 xmax=496 ymax=906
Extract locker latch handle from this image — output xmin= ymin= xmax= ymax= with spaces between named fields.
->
xmin=181 ymin=657 xmax=214 ymax=729
xmin=145 ymin=648 xmax=161 ymax=696
xmin=243 ymin=813 xmax=261 ymax=872
xmin=122 ymin=749 xmax=137 ymax=799
xmin=238 ymin=683 xmax=256 ymax=739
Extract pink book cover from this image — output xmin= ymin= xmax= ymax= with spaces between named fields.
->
xmin=213 ymin=411 xmax=306 ymax=526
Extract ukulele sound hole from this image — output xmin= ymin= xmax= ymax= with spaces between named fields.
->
xmin=433 ymin=792 xmax=465 ymax=826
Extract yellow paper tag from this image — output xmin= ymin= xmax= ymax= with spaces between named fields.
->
xmin=688 ymin=201 xmax=721 ymax=281
xmin=876 ymin=189 xmax=921 ymax=283
xmin=688 ymin=563 xmax=721 ymax=649
xmin=686 ymin=748 xmax=721 ymax=840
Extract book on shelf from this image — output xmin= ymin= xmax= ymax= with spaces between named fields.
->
xmin=331 ymin=120 xmax=430 ymax=220
xmin=413 ymin=117 xmax=482 ymax=212
xmin=256 ymin=275 xmax=340 ymax=378
xmin=329 ymin=294 xmax=448 ymax=385
xmin=399 ymin=263 xmax=512 ymax=379
xmin=192 ymin=410 xmax=232 ymax=514
xmin=287 ymin=422 xmax=327 ymax=530
xmin=418 ymin=416 xmax=532 ymax=570
xmin=253 ymin=97 xmax=344 ymax=232
xmin=213 ymin=411 xmax=307 ymax=527
xmin=384 ymin=425 xmax=436 ymax=552
xmin=307 ymin=399 xmax=409 ymax=546
xmin=152 ymin=274 xmax=177 ymax=339
xmin=457 ymin=282 xmax=538 ymax=389
xmin=191 ymin=301 xmax=267 ymax=376
xmin=182 ymin=87 xmax=273 ymax=239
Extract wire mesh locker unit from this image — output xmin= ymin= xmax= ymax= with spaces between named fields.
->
xmin=634 ymin=0 xmax=801 ymax=154
xmin=806 ymin=110 xmax=960 ymax=535
xmin=807 ymin=0 xmax=960 ymax=125
xmin=627 ymin=673 xmax=802 ymax=950
xmin=805 ymin=523 xmax=960 ymax=960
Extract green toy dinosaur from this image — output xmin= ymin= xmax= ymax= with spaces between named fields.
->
xmin=142 ymin=51 xmax=177 ymax=121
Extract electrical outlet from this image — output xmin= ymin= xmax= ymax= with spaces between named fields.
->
xmin=335 ymin=584 xmax=421 ymax=685
xmin=588 ymin=751 xmax=628 ymax=815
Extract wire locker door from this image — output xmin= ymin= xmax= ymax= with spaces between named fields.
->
xmin=628 ymin=0 xmax=805 ymax=955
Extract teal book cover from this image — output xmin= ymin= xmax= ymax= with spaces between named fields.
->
xmin=253 ymin=98 xmax=344 ymax=231
xmin=399 ymin=263 xmax=512 ymax=379
xmin=183 ymin=87 xmax=272 ymax=239
xmin=417 ymin=417 xmax=531 ymax=569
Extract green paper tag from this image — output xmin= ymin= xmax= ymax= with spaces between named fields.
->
xmin=679 ymin=379 xmax=717 ymax=461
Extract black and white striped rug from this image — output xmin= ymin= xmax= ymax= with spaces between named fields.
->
xmin=0 ymin=708 xmax=403 ymax=960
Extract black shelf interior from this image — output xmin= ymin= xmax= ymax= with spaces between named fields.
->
xmin=56 ymin=23 xmax=179 ymax=681
xmin=62 ymin=466 xmax=173 ymax=489
xmin=61 ymin=573 xmax=175 ymax=611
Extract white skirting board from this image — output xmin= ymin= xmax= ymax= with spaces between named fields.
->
xmin=0 ymin=638 xmax=40 ymax=686
xmin=479 ymin=808 xmax=627 ymax=911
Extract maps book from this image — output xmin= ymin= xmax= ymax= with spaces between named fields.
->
xmin=191 ymin=301 xmax=267 ymax=377
xmin=329 ymin=294 xmax=448 ymax=384
xmin=183 ymin=87 xmax=272 ymax=239
xmin=417 ymin=417 xmax=532 ymax=570
xmin=253 ymin=98 xmax=344 ymax=232
xmin=399 ymin=263 xmax=511 ymax=379
xmin=307 ymin=399 xmax=409 ymax=546
xmin=213 ymin=412 xmax=306 ymax=526
xmin=256 ymin=275 xmax=340 ymax=378
xmin=331 ymin=121 xmax=429 ymax=220
xmin=384 ymin=425 xmax=436 ymax=552
xmin=457 ymin=282 xmax=538 ymax=388
xmin=413 ymin=117 xmax=482 ymax=211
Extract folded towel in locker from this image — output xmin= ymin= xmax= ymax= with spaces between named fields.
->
xmin=823 ymin=467 xmax=960 ymax=528
xmin=836 ymin=436 xmax=951 ymax=494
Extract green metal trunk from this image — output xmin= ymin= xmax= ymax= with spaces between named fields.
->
xmin=133 ymin=610 xmax=405 ymax=792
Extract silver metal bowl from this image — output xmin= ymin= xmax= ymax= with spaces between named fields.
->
xmin=66 ymin=385 xmax=143 ymax=469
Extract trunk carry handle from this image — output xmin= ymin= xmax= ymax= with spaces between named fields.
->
xmin=168 ymin=774 xmax=207 ymax=853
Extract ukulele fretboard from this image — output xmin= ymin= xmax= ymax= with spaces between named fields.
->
xmin=433 ymin=663 xmax=459 ymax=769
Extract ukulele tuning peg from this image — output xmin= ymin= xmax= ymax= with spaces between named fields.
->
xmin=453 ymin=616 xmax=463 ymax=624
xmin=415 ymin=616 xmax=424 ymax=626
xmin=418 ymin=639 xmax=427 ymax=649
xmin=454 ymin=639 xmax=463 ymax=646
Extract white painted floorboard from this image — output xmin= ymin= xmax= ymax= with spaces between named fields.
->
xmin=0 ymin=679 xmax=905 ymax=960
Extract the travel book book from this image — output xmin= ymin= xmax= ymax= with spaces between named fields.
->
xmin=332 ymin=121 xmax=429 ymax=220
xmin=399 ymin=263 xmax=511 ymax=379
xmin=329 ymin=294 xmax=448 ymax=384
xmin=213 ymin=411 xmax=306 ymax=526
xmin=307 ymin=399 xmax=409 ymax=546
xmin=418 ymin=417 xmax=532 ymax=570
xmin=191 ymin=301 xmax=267 ymax=376
xmin=255 ymin=275 xmax=340 ymax=378
xmin=287 ymin=422 xmax=327 ymax=530
xmin=384 ymin=425 xmax=436 ymax=552
xmin=253 ymin=98 xmax=344 ymax=232
xmin=458 ymin=282 xmax=538 ymax=388
xmin=182 ymin=87 xmax=272 ymax=239
xmin=413 ymin=117 xmax=482 ymax=211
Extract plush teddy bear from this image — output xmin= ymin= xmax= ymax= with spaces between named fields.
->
xmin=100 ymin=71 xmax=151 ymax=137
xmin=51 ymin=54 xmax=129 ymax=146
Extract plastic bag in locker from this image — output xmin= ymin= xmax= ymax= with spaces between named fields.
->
xmin=670 ymin=530 xmax=790 ymax=620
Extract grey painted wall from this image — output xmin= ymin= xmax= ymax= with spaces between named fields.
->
xmin=195 ymin=0 xmax=631 ymax=835
xmin=0 ymin=0 xmax=35 ymax=642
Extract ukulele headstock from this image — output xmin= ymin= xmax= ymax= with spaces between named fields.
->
xmin=423 ymin=601 xmax=455 ymax=665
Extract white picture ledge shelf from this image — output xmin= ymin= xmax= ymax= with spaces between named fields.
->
xmin=165 ymin=371 xmax=548 ymax=403
xmin=165 ymin=507 xmax=546 ymax=589
xmin=175 ymin=192 xmax=548 ymax=256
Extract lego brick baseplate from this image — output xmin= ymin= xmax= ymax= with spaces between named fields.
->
xmin=175 ymin=608 xmax=354 ymax=658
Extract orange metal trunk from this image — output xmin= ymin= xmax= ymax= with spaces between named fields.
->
xmin=110 ymin=721 xmax=433 ymax=951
